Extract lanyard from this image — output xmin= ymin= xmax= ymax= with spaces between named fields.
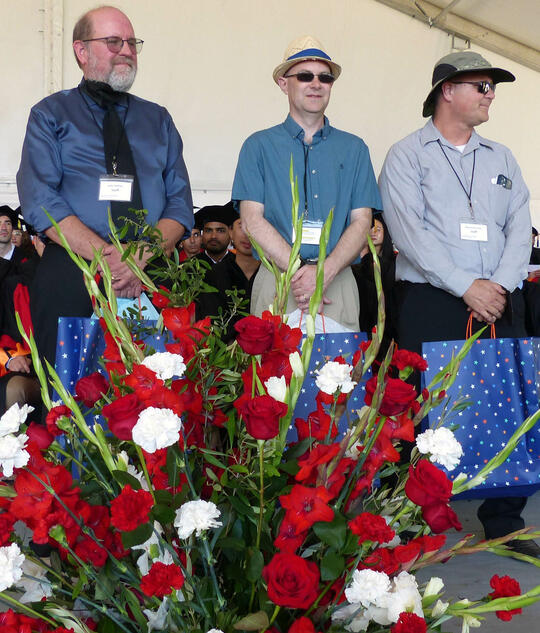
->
xmin=438 ymin=140 xmax=477 ymax=217
xmin=78 ymin=87 xmax=130 ymax=175
xmin=303 ymin=144 xmax=309 ymax=218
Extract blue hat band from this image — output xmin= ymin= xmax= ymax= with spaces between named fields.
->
xmin=287 ymin=48 xmax=332 ymax=62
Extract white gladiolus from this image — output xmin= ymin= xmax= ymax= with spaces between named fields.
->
xmin=17 ymin=559 xmax=53 ymax=603
xmin=207 ymin=629 xmax=225 ymax=633
xmin=174 ymin=500 xmax=222 ymax=539
xmin=416 ymin=427 xmax=463 ymax=471
xmin=144 ymin=597 xmax=169 ymax=632
xmin=424 ymin=576 xmax=444 ymax=597
xmin=265 ymin=376 xmax=287 ymax=403
xmin=0 ymin=403 xmax=34 ymax=437
xmin=0 ymin=433 xmax=30 ymax=477
xmin=0 ymin=543 xmax=25 ymax=592
xmin=381 ymin=572 xmax=424 ymax=623
xmin=132 ymin=407 xmax=183 ymax=453
xmin=315 ymin=361 xmax=356 ymax=395
xmin=142 ymin=352 xmax=186 ymax=381
xmin=132 ymin=522 xmax=172 ymax=575
xmin=432 ymin=599 xmax=449 ymax=617
xmin=288 ymin=351 xmax=304 ymax=378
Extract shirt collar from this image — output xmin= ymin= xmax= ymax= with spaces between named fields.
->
xmin=282 ymin=114 xmax=331 ymax=142
xmin=77 ymin=78 xmax=129 ymax=109
xmin=421 ymin=118 xmax=494 ymax=153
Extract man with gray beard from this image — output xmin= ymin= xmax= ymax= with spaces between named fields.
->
xmin=17 ymin=6 xmax=193 ymax=371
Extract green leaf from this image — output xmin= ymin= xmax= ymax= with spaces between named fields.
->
xmin=320 ymin=551 xmax=345 ymax=581
xmin=246 ymin=548 xmax=264 ymax=582
xmin=121 ymin=587 xmax=149 ymax=632
xmin=97 ymin=616 xmax=118 ymax=633
xmin=154 ymin=489 xmax=173 ymax=505
xmin=202 ymin=451 xmax=226 ymax=469
xmin=121 ymin=521 xmax=154 ymax=548
xmin=313 ymin=514 xmax=347 ymax=550
xmin=233 ymin=611 xmax=270 ymax=630
xmin=150 ymin=503 xmax=176 ymax=524
xmin=111 ymin=469 xmax=142 ymax=490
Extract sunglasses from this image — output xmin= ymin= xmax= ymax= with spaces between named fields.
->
xmin=284 ymin=71 xmax=335 ymax=84
xmin=82 ymin=37 xmax=144 ymax=54
xmin=450 ymin=80 xmax=495 ymax=95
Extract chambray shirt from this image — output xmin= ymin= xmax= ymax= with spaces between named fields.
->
xmin=17 ymin=82 xmax=193 ymax=240
xmin=232 ymin=115 xmax=382 ymax=261
xmin=379 ymin=119 xmax=530 ymax=297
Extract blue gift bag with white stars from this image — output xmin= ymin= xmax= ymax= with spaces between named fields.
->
xmin=54 ymin=317 xmax=167 ymax=396
xmin=422 ymin=337 xmax=540 ymax=499
xmin=289 ymin=331 xmax=369 ymax=442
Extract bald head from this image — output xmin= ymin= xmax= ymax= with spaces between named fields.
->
xmin=72 ymin=6 xmax=138 ymax=92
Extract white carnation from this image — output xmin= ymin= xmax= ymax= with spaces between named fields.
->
xmin=315 ymin=361 xmax=356 ymax=395
xmin=332 ymin=603 xmax=370 ymax=633
xmin=142 ymin=352 xmax=186 ymax=381
xmin=207 ymin=629 xmax=225 ymax=633
xmin=0 ymin=403 xmax=34 ymax=437
xmin=0 ymin=433 xmax=30 ymax=477
xmin=265 ymin=376 xmax=287 ymax=403
xmin=416 ymin=427 xmax=463 ymax=471
xmin=174 ymin=499 xmax=222 ymax=539
xmin=345 ymin=569 xmax=391 ymax=607
xmin=132 ymin=407 xmax=183 ymax=454
xmin=0 ymin=543 xmax=25 ymax=592
xmin=17 ymin=559 xmax=52 ymax=603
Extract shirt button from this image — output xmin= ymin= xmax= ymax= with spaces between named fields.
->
xmin=483 ymin=248 xmax=487 ymax=252
xmin=312 ymin=169 xmax=316 ymax=174
xmin=309 ymin=146 xmax=313 ymax=150
xmin=323 ymin=136 xmax=327 ymax=140
xmin=314 ymin=194 xmax=318 ymax=199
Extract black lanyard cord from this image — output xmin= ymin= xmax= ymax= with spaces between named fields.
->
xmin=438 ymin=140 xmax=476 ymax=216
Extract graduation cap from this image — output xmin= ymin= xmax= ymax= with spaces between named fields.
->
xmin=0 ymin=205 xmax=19 ymax=227
xmin=194 ymin=201 xmax=239 ymax=230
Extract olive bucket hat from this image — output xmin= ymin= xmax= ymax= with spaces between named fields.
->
xmin=422 ymin=50 xmax=515 ymax=117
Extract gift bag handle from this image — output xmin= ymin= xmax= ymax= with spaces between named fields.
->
xmin=466 ymin=313 xmax=496 ymax=339
xmin=299 ymin=311 xmax=326 ymax=334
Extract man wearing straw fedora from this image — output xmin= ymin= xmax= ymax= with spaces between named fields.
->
xmin=379 ymin=51 xmax=536 ymax=556
xmin=233 ymin=35 xmax=381 ymax=330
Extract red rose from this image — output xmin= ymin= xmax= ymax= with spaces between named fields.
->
xmin=390 ymin=612 xmax=427 ymax=633
xmin=405 ymin=460 xmax=452 ymax=507
xmin=102 ymin=393 xmax=144 ymax=441
xmin=75 ymin=372 xmax=109 ymax=407
xmin=262 ymin=552 xmax=320 ymax=609
xmin=239 ymin=394 xmax=288 ymax=440
xmin=110 ymin=485 xmax=154 ymax=532
xmin=26 ymin=422 xmax=53 ymax=451
xmin=489 ymin=574 xmax=522 ymax=621
xmin=289 ymin=617 xmax=316 ymax=633
xmin=45 ymin=405 xmax=72 ymax=436
xmin=422 ymin=502 xmax=462 ymax=534
xmin=140 ymin=562 xmax=185 ymax=597
xmin=365 ymin=376 xmax=418 ymax=416
xmin=348 ymin=512 xmax=396 ymax=545
xmin=234 ymin=315 xmax=275 ymax=355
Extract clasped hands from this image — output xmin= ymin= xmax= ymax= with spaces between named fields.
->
xmin=291 ymin=263 xmax=332 ymax=313
xmin=100 ymin=244 xmax=150 ymax=299
xmin=463 ymin=279 xmax=507 ymax=324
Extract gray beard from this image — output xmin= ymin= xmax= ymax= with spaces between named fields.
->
xmin=86 ymin=58 xmax=137 ymax=92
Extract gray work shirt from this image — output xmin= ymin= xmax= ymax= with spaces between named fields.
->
xmin=379 ymin=119 xmax=530 ymax=297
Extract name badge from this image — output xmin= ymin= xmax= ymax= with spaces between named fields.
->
xmin=460 ymin=221 xmax=488 ymax=242
xmin=292 ymin=220 xmax=323 ymax=246
xmin=99 ymin=174 xmax=134 ymax=202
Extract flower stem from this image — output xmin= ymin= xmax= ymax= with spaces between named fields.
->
xmin=0 ymin=592 xmax=56 ymax=626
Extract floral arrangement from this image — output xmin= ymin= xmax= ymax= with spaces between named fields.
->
xmin=1 ymin=200 xmax=540 ymax=633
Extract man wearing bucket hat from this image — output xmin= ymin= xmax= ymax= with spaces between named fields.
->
xmin=379 ymin=51 xmax=535 ymax=555
xmin=232 ymin=35 xmax=381 ymax=330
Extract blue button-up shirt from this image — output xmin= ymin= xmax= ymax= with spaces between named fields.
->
xmin=379 ymin=119 xmax=530 ymax=296
xmin=17 ymin=82 xmax=193 ymax=240
xmin=232 ymin=115 xmax=382 ymax=261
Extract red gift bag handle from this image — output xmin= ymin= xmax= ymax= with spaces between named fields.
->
xmin=466 ymin=313 xmax=496 ymax=339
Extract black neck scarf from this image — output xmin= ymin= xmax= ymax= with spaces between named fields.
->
xmin=81 ymin=79 xmax=142 ymax=241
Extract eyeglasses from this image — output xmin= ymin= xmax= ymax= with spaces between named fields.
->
xmin=82 ymin=37 xmax=144 ymax=54
xmin=284 ymin=71 xmax=335 ymax=84
xmin=450 ymin=80 xmax=495 ymax=95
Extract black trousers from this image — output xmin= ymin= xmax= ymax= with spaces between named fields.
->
xmin=396 ymin=281 xmax=528 ymax=538
xmin=30 ymin=244 xmax=94 ymax=374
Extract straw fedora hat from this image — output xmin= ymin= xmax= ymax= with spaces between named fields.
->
xmin=272 ymin=35 xmax=341 ymax=84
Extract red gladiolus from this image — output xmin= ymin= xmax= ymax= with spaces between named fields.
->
xmin=262 ymin=552 xmax=320 ymax=608
xmin=239 ymin=394 xmax=288 ymax=440
xmin=405 ymin=460 xmax=453 ymax=507
xmin=151 ymin=285 xmax=171 ymax=309
xmin=75 ymin=372 xmax=109 ymax=407
xmin=274 ymin=517 xmax=307 ymax=553
xmin=261 ymin=310 xmax=303 ymax=353
xmin=390 ymin=612 xmax=427 ymax=633
xmin=392 ymin=349 xmax=428 ymax=372
xmin=123 ymin=364 xmax=163 ymax=401
xmin=46 ymin=405 xmax=72 ymax=436
xmin=295 ymin=443 xmax=341 ymax=483
xmin=364 ymin=376 xmax=417 ymax=416
xmin=289 ymin=617 xmax=316 ymax=633
xmin=359 ymin=547 xmax=399 ymax=575
xmin=110 ymin=485 xmax=154 ymax=532
xmin=162 ymin=304 xmax=195 ymax=338
xmin=422 ymin=502 xmax=462 ymax=534
xmin=0 ymin=512 xmax=15 ymax=545
xmin=102 ymin=393 xmax=145 ymax=441
xmin=295 ymin=406 xmax=337 ymax=442
xmin=393 ymin=541 xmax=422 ymax=564
xmin=489 ymin=574 xmax=522 ymax=621
xmin=280 ymin=484 xmax=334 ymax=534
xmin=25 ymin=422 xmax=54 ymax=451
xmin=140 ymin=562 xmax=185 ymax=597
xmin=234 ymin=315 xmax=275 ymax=355
xmin=412 ymin=534 xmax=447 ymax=553
xmin=348 ymin=512 xmax=396 ymax=545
